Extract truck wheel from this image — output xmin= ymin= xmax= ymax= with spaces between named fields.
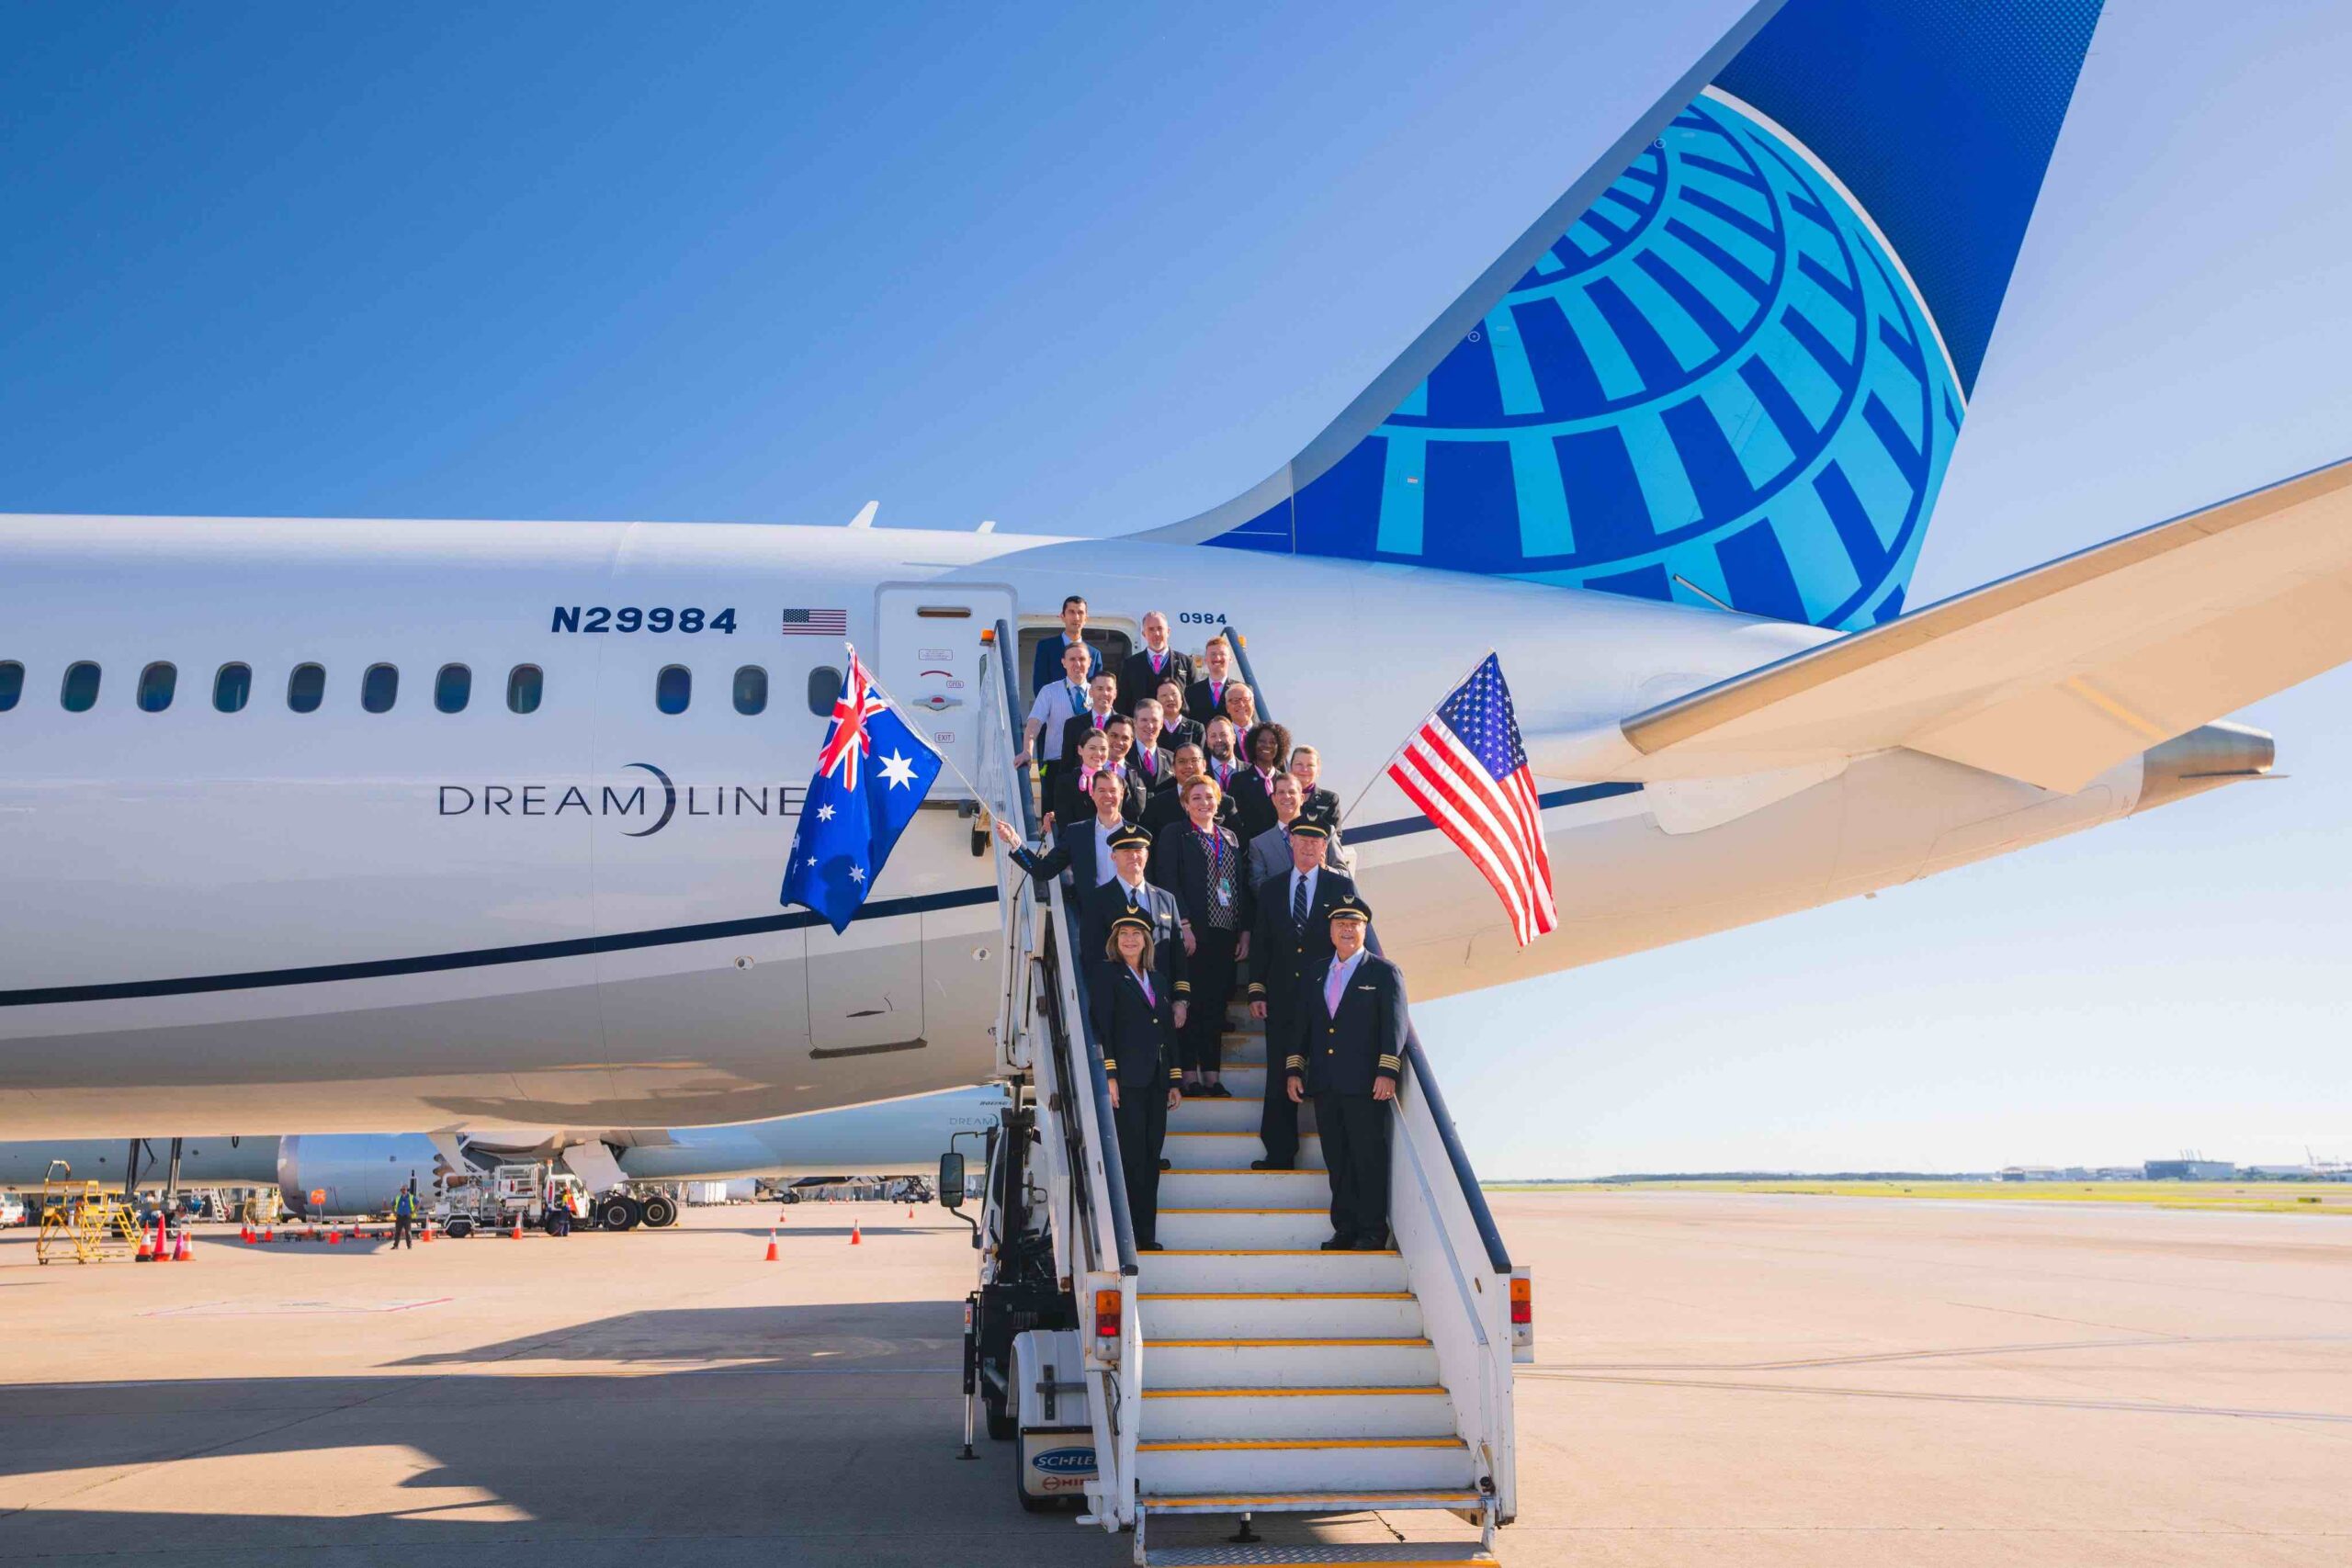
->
xmin=983 ymin=1382 xmax=1015 ymax=1441
xmin=597 ymin=1195 xmax=640 ymax=1232
xmin=639 ymin=1193 xmax=679 ymax=1228
xmin=445 ymin=1216 xmax=473 ymax=1239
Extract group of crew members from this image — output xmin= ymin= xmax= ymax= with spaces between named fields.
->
xmin=1001 ymin=597 xmax=1407 ymax=1254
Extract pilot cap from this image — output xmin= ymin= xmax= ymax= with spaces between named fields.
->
xmin=1327 ymin=895 xmax=1371 ymax=924
xmin=1109 ymin=825 xmax=1153 ymax=852
xmin=1110 ymin=907 xmax=1155 ymax=935
xmin=1287 ymin=821 xmax=1329 ymax=840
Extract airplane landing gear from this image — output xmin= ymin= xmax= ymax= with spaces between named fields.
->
xmin=596 ymin=1194 xmax=641 ymax=1232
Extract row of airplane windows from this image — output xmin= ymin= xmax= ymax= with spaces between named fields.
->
xmin=0 ymin=660 xmax=847 ymax=718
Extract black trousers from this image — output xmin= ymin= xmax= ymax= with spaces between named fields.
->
xmin=1257 ymin=1009 xmax=1300 ymax=1168
xmin=1182 ymin=928 xmax=1238 ymax=1074
xmin=390 ymin=1215 xmax=413 ymax=1249
xmin=1112 ymin=1086 xmax=1169 ymax=1245
xmin=1316 ymin=1091 xmax=1392 ymax=1245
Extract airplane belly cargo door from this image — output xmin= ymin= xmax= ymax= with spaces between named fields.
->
xmin=871 ymin=582 xmax=1015 ymax=803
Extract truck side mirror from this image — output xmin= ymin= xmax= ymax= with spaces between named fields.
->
xmin=938 ymin=1152 xmax=967 ymax=1210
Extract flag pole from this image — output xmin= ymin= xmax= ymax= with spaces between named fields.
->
xmin=1337 ymin=647 xmax=1498 ymax=828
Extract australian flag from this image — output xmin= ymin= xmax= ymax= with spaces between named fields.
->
xmin=780 ymin=647 xmax=944 ymax=933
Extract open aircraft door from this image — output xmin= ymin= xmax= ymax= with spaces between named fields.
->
xmin=871 ymin=582 xmax=1016 ymax=801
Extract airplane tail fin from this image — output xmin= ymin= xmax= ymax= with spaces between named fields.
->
xmin=1148 ymin=0 xmax=2104 ymax=630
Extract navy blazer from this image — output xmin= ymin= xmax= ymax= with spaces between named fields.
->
xmin=1089 ymin=960 xmax=1182 ymax=1089
xmin=1247 ymin=867 xmax=1360 ymax=1021
xmin=1010 ymin=818 xmax=1127 ymax=899
xmin=1282 ymin=951 xmax=1408 ymax=1096
xmin=1030 ymin=633 xmax=1102 ymax=696
xmin=1118 ymin=647 xmax=1195 ymax=715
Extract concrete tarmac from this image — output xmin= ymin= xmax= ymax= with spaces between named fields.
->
xmin=0 ymin=1191 xmax=2345 ymax=1565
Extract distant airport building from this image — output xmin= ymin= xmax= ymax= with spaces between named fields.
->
xmin=1999 ymin=1166 xmax=2064 ymax=1181
xmin=2144 ymin=1159 xmax=2236 ymax=1180
xmin=2095 ymin=1167 xmax=2143 ymax=1180
xmin=2244 ymin=1164 xmax=2317 ymax=1180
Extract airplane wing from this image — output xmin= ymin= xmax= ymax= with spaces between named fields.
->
xmin=1533 ymin=457 xmax=2352 ymax=794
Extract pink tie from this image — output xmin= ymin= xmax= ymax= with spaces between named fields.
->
xmin=1150 ymin=650 xmax=1164 ymax=674
xmin=1324 ymin=963 xmax=1345 ymax=1017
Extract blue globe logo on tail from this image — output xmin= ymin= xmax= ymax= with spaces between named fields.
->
xmin=1211 ymin=91 xmax=1962 ymax=630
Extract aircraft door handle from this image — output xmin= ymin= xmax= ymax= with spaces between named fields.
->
xmin=915 ymin=695 xmax=966 ymax=710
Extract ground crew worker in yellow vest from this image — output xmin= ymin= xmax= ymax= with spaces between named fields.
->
xmin=390 ymin=1186 xmax=417 ymax=1250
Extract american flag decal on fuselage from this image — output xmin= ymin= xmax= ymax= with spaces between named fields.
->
xmin=781 ymin=608 xmax=848 ymax=636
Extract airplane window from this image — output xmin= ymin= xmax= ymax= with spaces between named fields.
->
xmin=807 ymin=665 xmax=842 ymax=716
xmin=61 ymin=661 xmax=101 ymax=712
xmin=213 ymin=663 xmax=251 ymax=713
xmin=435 ymin=663 xmax=471 ymax=714
xmin=287 ymin=663 xmax=325 ymax=714
xmin=506 ymin=664 xmax=542 ymax=714
xmin=137 ymin=662 xmax=177 ymax=713
xmin=0 ymin=661 xmax=21 ymax=712
xmin=361 ymin=663 xmax=399 ymax=714
xmin=656 ymin=664 xmax=691 ymax=715
xmin=733 ymin=665 xmax=768 ymax=716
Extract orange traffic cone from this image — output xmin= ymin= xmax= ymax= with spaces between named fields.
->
xmin=421 ymin=1219 xmax=434 ymax=1244
xmin=510 ymin=1214 xmax=524 ymax=1240
xmin=907 ymin=1205 xmax=915 ymax=1218
xmin=264 ymin=1226 xmax=275 ymax=1244
xmin=849 ymin=1223 xmax=862 ymax=1247
xmin=763 ymin=1230 xmax=779 ymax=1262
xmin=174 ymin=1228 xmax=193 ymax=1262
xmin=134 ymin=1229 xmax=153 ymax=1262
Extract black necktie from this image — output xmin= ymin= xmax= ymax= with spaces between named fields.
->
xmin=1291 ymin=874 xmax=1307 ymax=927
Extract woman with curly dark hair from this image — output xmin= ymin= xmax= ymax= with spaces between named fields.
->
xmin=1229 ymin=719 xmax=1293 ymax=840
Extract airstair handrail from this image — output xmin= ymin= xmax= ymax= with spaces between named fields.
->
xmin=1400 ymin=1021 xmax=1511 ymax=1275
xmin=1220 ymin=622 xmax=1269 ymax=721
xmin=986 ymin=619 xmax=1140 ymax=1529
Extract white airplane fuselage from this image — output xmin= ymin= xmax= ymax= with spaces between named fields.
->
xmin=0 ymin=514 xmax=2174 ymax=1137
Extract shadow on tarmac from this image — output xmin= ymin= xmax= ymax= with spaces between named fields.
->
xmin=0 ymin=1300 xmax=1128 ymax=1567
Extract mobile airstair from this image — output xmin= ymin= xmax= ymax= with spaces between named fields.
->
xmin=965 ymin=622 xmax=1529 ymax=1566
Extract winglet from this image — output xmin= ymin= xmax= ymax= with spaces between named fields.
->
xmin=847 ymin=501 xmax=878 ymax=530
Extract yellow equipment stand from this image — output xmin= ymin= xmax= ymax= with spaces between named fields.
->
xmin=34 ymin=1162 xmax=145 ymax=1265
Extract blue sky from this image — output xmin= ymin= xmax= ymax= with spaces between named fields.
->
xmin=5 ymin=2 xmax=2346 ymax=1173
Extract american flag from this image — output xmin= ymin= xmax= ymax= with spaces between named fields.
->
xmin=1386 ymin=653 xmax=1557 ymax=946
xmin=781 ymin=607 xmax=849 ymax=636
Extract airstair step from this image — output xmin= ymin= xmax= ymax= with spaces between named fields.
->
xmin=1140 ymin=1383 xmax=1454 ymax=1440
xmin=1140 ymin=1291 xmax=1421 ymax=1340
xmin=1202 ymin=1065 xmax=1269 ymax=1094
xmin=1144 ymin=1544 xmax=1496 ymax=1566
xmin=1138 ymin=1487 xmax=1486 ymax=1518
xmin=1146 ymin=1337 xmax=1439 ymax=1389
xmin=1160 ymin=1168 xmax=1334 ymax=1208
xmin=1137 ymin=1436 xmax=1474 ymax=1497
xmin=1158 ymin=1209 xmax=1337 ymax=1249
xmin=1170 ymin=1096 xmax=1284 ymax=1133
xmin=1138 ymin=1247 xmax=1403 ymax=1294
xmin=1163 ymin=1132 xmax=1322 ymax=1170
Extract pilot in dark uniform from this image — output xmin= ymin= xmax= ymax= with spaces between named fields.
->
xmin=1282 ymin=895 xmax=1407 ymax=1250
xmin=1089 ymin=908 xmax=1183 ymax=1249
xmin=1244 ymin=822 xmax=1355 ymax=1169
xmin=1085 ymin=824 xmax=1187 ymax=1007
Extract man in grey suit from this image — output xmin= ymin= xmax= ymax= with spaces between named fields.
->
xmin=1248 ymin=773 xmax=1311 ymax=886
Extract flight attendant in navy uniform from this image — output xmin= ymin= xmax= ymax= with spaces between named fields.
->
xmin=1090 ymin=908 xmax=1184 ymax=1249
xmin=1282 ymin=895 xmax=1408 ymax=1250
